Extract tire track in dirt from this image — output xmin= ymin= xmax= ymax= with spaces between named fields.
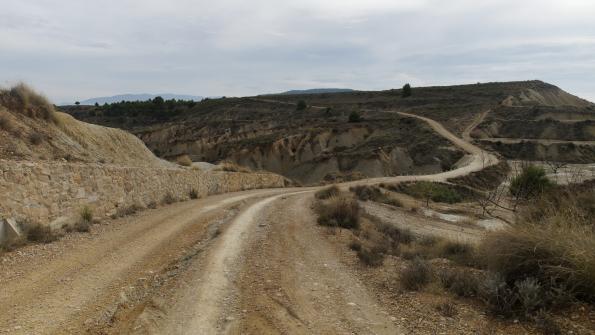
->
xmin=0 ymin=189 xmax=289 ymax=334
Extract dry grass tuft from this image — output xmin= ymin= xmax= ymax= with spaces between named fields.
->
xmin=216 ymin=162 xmax=252 ymax=173
xmin=315 ymin=196 xmax=360 ymax=229
xmin=315 ymin=185 xmax=340 ymax=199
xmin=26 ymin=224 xmax=58 ymax=244
xmin=479 ymin=223 xmax=595 ymax=302
xmin=176 ymin=154 xmax=193 ymax=167
xmin=0 ymin=83 xmax=57 ymax=122
xmin=0 ymin=108 xmax=14 ymax=131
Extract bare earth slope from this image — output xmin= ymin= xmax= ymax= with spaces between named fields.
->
xmin=0 ymin=109 xmax=170 ymax=167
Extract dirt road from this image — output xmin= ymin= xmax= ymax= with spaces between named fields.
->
xmin=0 ymin=111 xmax=496 ymax=334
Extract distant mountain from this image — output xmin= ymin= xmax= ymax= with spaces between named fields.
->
xmin=278 ymin=88 xmax=355 ymax=95
xmin=78 ymin=94 xmax=204 ymax=105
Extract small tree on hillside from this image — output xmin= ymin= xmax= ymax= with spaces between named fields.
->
xmin=296 ymin=100 xmax=307 ymax=111
xmin=348 ymin=111 xmax=362 ymax=123
xmin=402 ymin=83 xmax=412 ymax=98
xmin=75 ymin=101 xmax=80 ymax=105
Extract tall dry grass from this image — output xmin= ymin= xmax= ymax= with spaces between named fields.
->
xmin=479 ymin=183 xmax=595 ymax=303
xmin=0 ymin=83 xmax=57 ymax=122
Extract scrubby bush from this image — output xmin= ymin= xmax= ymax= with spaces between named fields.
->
xmin=315 ymin=197 xmax=360 ymax=229
xmin=80 ymin=206 xmax=93 ymax=222
xmin=376 ymin=222 xmax=415 ymax=245
xmin=395 ymin=181 xmax=470 ymax=205
xmin=357 ymin=246 xmax=385 ymax=266
xmin=480 ymin=273 xmax=518 ymax=317
xmin=296 ymin=100 xmax=307 ymax=111
xmin=349 ymin=240 xmax=362 ymax=252
xmin=510 ymin=165 xmax=552 ymax=199
xmin=438 ymin=268 xmax=480 ymax=298
xmin=348 ymin=111 xmax=362 ymax=123
xmin=350 ymin=185 xmax=402 ymax=207
xmin=29 ymin=132 xmax=43 ymax=145
xmin=400 ymin=258 xmax=433 ymax=291
xmin=479 ymin=223 xmax=595 ymax=302
xmin=435 ymin=301 xmax=457 ymax=317
xmin=75 ymin=206 xmax=93 ymax=232
xmin=176 ymin=155 xmax=193 ymax=167
xmin=189 ymin=188 xmax=199 ymax=199
xmin=0 ymin=110 xmax=13 ymax=131
xmin=438 ymin=240 xmax=476 ymax=265
xmin=315 ymin=185 xmax=340 ymax=199
xmin=26 ymin=224 xmax=58 ymax=244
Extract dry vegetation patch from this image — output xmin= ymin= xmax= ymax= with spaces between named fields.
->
xmin=315 ymin=196 xmax=360 ymax=229
xmin=314 ymin=185 xmax=340 ymax=199
xmin=176 ymin=154 xmax=193 ymax=167
xmin=0 ymin=83 xmax=57 ymax=122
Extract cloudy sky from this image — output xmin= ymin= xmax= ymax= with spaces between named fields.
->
xmin=1 ymin=0 xmax=594 ymax=103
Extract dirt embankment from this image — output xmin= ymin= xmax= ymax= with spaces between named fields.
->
xmin=0 ymin=105 xmax=170 ymax=167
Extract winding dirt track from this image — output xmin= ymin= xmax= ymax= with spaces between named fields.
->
xmin=0 ymin=111 xmax=496 ymax=334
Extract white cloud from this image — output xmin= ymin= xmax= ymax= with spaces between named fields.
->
xmin=0 ymin=0 xmax=593 ymax=103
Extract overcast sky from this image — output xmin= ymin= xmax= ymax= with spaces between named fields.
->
xmin=1 ymin=0 xmax=594 ymax=103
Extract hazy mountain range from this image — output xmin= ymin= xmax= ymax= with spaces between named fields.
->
xmin=278 ymin=88 xmax=355 ymax=95
xmin=77 ymin=94 xmax=205 ymax=105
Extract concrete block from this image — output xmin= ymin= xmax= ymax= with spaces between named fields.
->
xmin=0 ymin=218 xmax=22 ymax=246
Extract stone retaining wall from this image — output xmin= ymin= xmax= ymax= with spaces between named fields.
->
xmin=0 ymin=160 xmax=286 ymax=228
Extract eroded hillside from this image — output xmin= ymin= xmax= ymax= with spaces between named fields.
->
xmin=62 ymin=80 xmax=595 ymax=183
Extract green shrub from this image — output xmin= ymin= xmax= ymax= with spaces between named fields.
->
xmin=296 ymin=100 xmax=307 ymax=111
xmin=400 ymin=258 xmax=433 ymax=291
xmin=315 ymin=197 xmax=360 ymax=229
xmin=348 ymin=111 xmax=362 ymax=123
xmin=189 ymin=188 xmax=199 ymax=199
xmin=510 ymin=165 xmax=552 ymax=199
xmin=395 ymin=181 xmax=470 ymax=204
xmin=315 ymin=185 xmax=340 ymax=199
